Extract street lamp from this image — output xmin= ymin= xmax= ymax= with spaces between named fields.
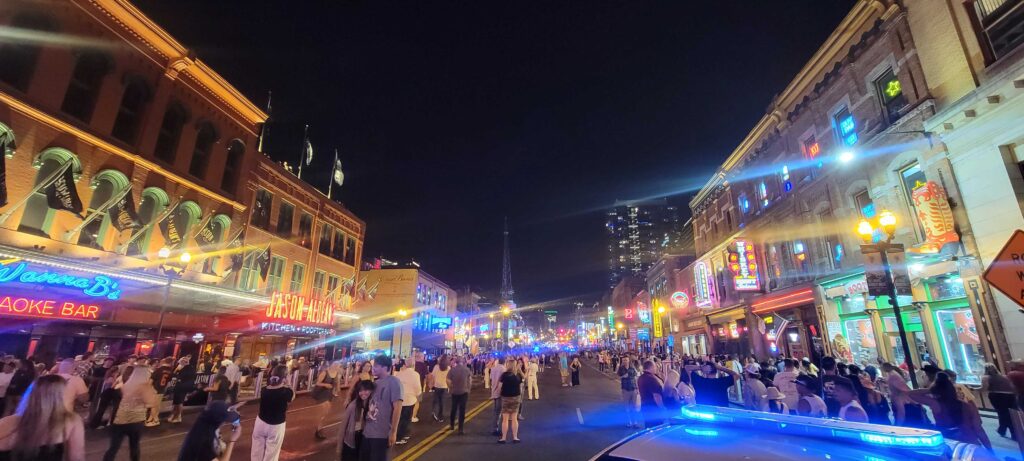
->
xmin=394 ymin=309 xmax=410 ymax=358
xmin=179 ymin=251 xmax=192 ymax=263
xmin=502 ymin=307 xmax=511 ymax=316
xmin=856 ymin=210 xmax=918 ymax=388
xmin=157 ymin=246 xmax=171 ymax=258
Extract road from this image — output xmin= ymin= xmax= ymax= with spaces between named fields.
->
xmin=86 ymin=360 xmax=633 ymax=461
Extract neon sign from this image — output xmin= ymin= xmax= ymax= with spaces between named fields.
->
xmin=0 ymin=261 xmax=121 ymax=299
xmin=694 ymin=262 xmax=713 ymax=308
xmin=838 ymin=114 xmax=858 ymax=146
xmin=807 ymin=142 xmax=820 ymax=158
xmin=266 ymin=292 xmax=335 ymax=325
xmin=670 ymin=291 xmax=689 ymax=309
xmin=0 ymin=295 xmax=101 ymax=319
xmin=260 ymin=322 xmax=333 ymax=336
xmin=637 ymin=302 xmax=651 ymax=324
xmin=729 ymin=240 xmax=760 ymax=291
xmin=607 ymin=306 xmax=614 ymax=327
xmin=624 ymin=308 xmax=634 ymax=320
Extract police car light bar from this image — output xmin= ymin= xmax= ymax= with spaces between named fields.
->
xmin=676 ymin=405 xmax=945 ymax=451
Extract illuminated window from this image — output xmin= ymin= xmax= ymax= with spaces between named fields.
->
xmin=77 ymin=170 xmax=130 ymax=250
xmin=19 ymin=149 xmax=81 ymax=238
xmin=738 ymin=193 xmax=750 ymax=214
xmin=327 ymin=274 xmax=341 ymax=302
xmin=854 ymin=190 xmax=875 ymax=219
xmin=61 ymin=52 xmax=111 ymax=123
xmin=875 ymin=68 xmax=907 ymax=123
xmin=834 ymin=107 xmax=857 ymax=147
xmin=266 ymin=256 xmax=286 ymax=294
xmin=239 ymin=252 xmax=259 ymax=292
xmin=803 ymin=136 xmax=820 ymax=159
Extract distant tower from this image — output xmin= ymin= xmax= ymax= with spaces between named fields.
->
xmin=500 ymin=217 xmax=515 ymax=304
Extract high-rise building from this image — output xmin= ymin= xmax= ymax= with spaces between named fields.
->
xmin=606 ymin=198 xmax=682 ymax=287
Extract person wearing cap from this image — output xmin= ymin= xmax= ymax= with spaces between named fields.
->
xmin=772 ymin=359 xmax=800 ymax=414
xmin=794 ymin=374 xmax=827 ymax=417
xmin=742 ymin=364 xmax=767 ymax=412
xmin=177 ymin=400 xmax=242 ymax=461
xmin=689 ymin=360 xmax=740 ymax=408
xmin=833 ymin=377 xmax=868 ymax=423
xmin=763 ymin=387 xmax=789 ymax=414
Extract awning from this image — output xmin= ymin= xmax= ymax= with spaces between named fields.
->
xmin=706 ymin=303 xmax=746 ymax=324
xmin=751 ymin=284 xmax=815 ymax=315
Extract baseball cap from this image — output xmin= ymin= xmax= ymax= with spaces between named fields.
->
xmin=793 ymin=373 xmax=820 ymax=391
xmin=744 ymin=364 xmax=761 ymax=376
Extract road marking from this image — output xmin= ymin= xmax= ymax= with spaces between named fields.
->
xmin=394 ymin=399 xmax=491 ymax=461
xmin=576 ymin=407 xmax=584 ymax=425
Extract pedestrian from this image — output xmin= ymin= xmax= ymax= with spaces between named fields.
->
xmin=361 ymin=354 xmax=403 ymax=461
xmin=337 ymin=380 xmax=374 ymax=461
xmin=818 ymin=357 xmax=841 ymax=418
xmin=497 ymin=358 xmax=522 ymax=443
xmin=205 ymin=366 xmax=232 ymax=407
xmin=169 ymin=356 xmax=196 ymax=423
xmin=103 ymin=366 xmax=149 ymax=461
xmin=676 ymin=368 xmax=695 ymax=406
xmin=832 ymin=377 xmax=868 ymax=423
xmin=312 ymin=362 xmax=342 ymax=439
xmin=146 ymin=358 xmax=173 ymax=427
xmin=0 ymin=361 xmax=13 ymax=417
xmin=907 ymin=372 xmax=992 ymax=451
xmin=981 ymin=363 xmax=1017 ymax=438
xmin=91 ymin=365 xmax=123 ymax=428
xmin=55 ymin=359 xmax=89 ymax=413
xmin=394 ymin=357 xmax=421 ymax=444
xmin=764 ymin=387 xmax=789 ymax=414
xmin=448 ymin=356 xmax=472 ymax=434
xmin=637 ymin=361 xmax=665 ymax=429
xmin=559 ymin=353 xmax=570 ymax=387
xmin=177 ymin=401 xmax=242 ymax=461
xmin=882 ymin=362 xmax=913 ymax=425
xmin=617 ymin=357 xmax=640 ymax=428
xmin=252 ymin=365 xmax=294 ymax=461
xmin=222 ymin=359 xmax=242 ymax=404
xmin=793 ymin=374 xmax=827 ymax=418
xmin=489 ymin=357 xmax=506 ymax=436
xmin=690 ymin=360 xmax=739 ymax=407
xmin=0 ymin=374 xmax=86 ymax=461
xmin=526 ymin=357 xmax=539 ymax=400
xmin=772 ymin=358 xmax=800 ymax=413
xmin=428 ymin=355 xmax=450 ymax=423
xmin=661 ymin=368 xmax=681 ymax=411
xmin=742 ymin=364 xmax=768 ymax=412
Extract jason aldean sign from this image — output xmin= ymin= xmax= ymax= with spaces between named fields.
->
xmin=266 ymin=292 xmax=335 ymax=326
xmin=0 ymin=295 xmax=102 ymax=320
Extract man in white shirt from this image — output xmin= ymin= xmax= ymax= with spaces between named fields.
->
xmin=56 ymin=359 xmax=89 ymax=412
xmin=772 ymin=358 xmax=800 ymax=413
xmin=526 ymin=358 xmax=539 ymax=400
xmin=489 ymin=359 xmax=506 ymax=436
xmin=395 ymin=357 xmax=422 ymax=444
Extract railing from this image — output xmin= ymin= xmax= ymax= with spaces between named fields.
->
xmin=967 ymin=0 xmax=1024 ymax=63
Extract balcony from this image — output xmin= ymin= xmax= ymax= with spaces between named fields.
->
xmin=968 ymin=0 xmax=1024 ymax=63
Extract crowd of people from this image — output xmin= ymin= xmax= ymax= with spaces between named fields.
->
xmin=599 ymin=348 xmax=1024 ymax=454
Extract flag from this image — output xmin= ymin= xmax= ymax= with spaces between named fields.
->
xmin=158 ymin=208 xmax=183 ymax=248
xmin=108 ymin=191 xmax=141 ymax=231
xmin=0 ymin=142 xmax=7 ymax=207
xmin=257 ymin=246 xmax=271 ymax=280
xmin=228 ymin=237 xmax=244 ymax=274
xmin=194 ymin=219 xmax=218 ymax=248
xmin=305 ymin=140 xmax=314 ymax=166
xmin=45 ymin=166 xmax=83 ymax=215
xmin=332 ymin=157 xmax=344 ymax=186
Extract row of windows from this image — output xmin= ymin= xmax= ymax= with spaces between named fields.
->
xmin=0 ymin=13 xmax=246 ymax=193
xmin=237 ymin=253 xmax=350 ymax=306
xmin=251 ymin=188 xmax=358 ymax=266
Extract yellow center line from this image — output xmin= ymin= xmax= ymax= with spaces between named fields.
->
xmin=394 ymin=399 xmax=492 ymax=461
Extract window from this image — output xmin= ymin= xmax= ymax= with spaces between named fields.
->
xmin=239 ymin=252 xmax=259 ymax=292
xmin=345 ymin=235 xmax=356 ymax=265
xmin=61 ymin=52 xmax=111 ymax=122
xmin=221 ymin=140 xmax=244 ymax=193
xmin=0 ymin=14 xmax=53 ymax=91
xmin=290 ymin=263 xmax=306 ymax=294
xmin=854 ymin=190 xmax=875 ymax=219
xmin=326 ymin=274 xmax=341 ymax=302
xmin=757 ymin=181 xmax=770 ymax=209
xmin=332 ymin=229 xmax=345 ymax=260
xmin=875 ymin=68 xmax=908 ymax=123
xmin=834 ymin=107 xmax=857 ymax=147
xmin=737 ymin=193 xmax=750 ymax=215
xmin=266 ymin=256 xmax=286 ymax=293
xmin=189 ymin=123 xmax=217 ymax=179
xmin=298 ymin=213 xmax=313 ymax=248
xmin=900 ymin=163 xmax=927 ymax=208
xmin=154 ymin=104 xmax=187 ymax=163
xmin=250 ymin=189 xmax=272 ymax=230
xmin=803 ymin=136 xmax=820 ymax=160
xmin=276 ymin=202 xmax=294 ymax=238
xmin=312 ymin=270 xmax=327 ymax=299
xmin=318 ymin=224 xmax=332 ymax=256
xmin=111 ymin=79 xmax=150 ymax=144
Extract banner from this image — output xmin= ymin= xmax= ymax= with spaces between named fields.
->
xmin=653 ymin=310 xmax=664 ymax=338
xmin=257 ymin=246 xmax=271 ymax=280
xmin=194 ymin=219 xmax=218 ymax=248
xmin=158 ymin=209 xmax=183 ymax=248
xmin=0 ymin=143 xmax=7 ymax=207
xmin=45 ymin=166 xmax=83 ymax=215
xmin=108 ymin=191 xmax=141 ymax=231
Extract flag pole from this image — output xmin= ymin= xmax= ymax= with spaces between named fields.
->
xmin=257 ymin=90 xmax=272 ymax=154
xmin=328 ymin=148 xmax=338 ymax=200
xmin=298 ymin=124 xmax=308 ymax=180
xmin=0 ymin=161 xmax=73 ymax=226
xmin=118 ymin=197 xmax=181 ymax=254
xmin=62 ymin=186 xmax=133 ymax=242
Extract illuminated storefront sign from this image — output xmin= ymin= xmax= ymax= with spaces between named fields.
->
xmin=260 ymin=322 xmax=333 ymax=336
xmin=266 ymin=292 xmax=335 ymax=325
xmin=652 ymin=309 xmax=664 ymax=338
xmin=694 ymin=262 xmax=713 ymax=308
xmin=607 ymin=306 xmax=614 ymax=327
xmin=670 ymin=291 xmax=689 ymax=309
xmin=0 ymin=295 xmax=102 ymax=319
xmin=728 ymin=240 xmax=760 ymax=291
xmin=637 ymin=302 xmax=651 ymax=324
xmin=624 ymin=308 xmax=634 ymax=320
xmin=0 ymin=261 xmax=122 ymax=299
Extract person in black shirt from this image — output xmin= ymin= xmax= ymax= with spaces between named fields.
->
xmin=169 ymin=356 xmax=196 ymax=423
xmin=637 ymin=361 xmax=665 ymax=429
xmin=146 ymin=358 xmax=174 ymax=427
xmin=819 ymin=356 xmax=841 ymax=418
xmin=689 ymin=360 xmax=740 ymax=407
xmin=205 ymin=366 xmax=231 ymax=406
xmin=253 ymin=366 xmax=294 ymax=461
xmin=617 ymin=357 xmax=640 ymax=428
xmin=177 ymin=401 xmax=242 ymax=461
xmin=498 ymin=359 xmax=523 ymax=443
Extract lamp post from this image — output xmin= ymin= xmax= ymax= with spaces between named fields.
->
xmin=394 ymin=309 xmax=409 ymax=358
xmin=857 ymin=210 xmax=918 ymax=388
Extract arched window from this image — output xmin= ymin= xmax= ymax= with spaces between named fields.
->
xmin=18 ymin=148 xmax=82 ymax=237
xmin=0 ymin=122 xmax=16 ymax=157
xmin=201 ymin=214 xmax=232 ymax=275
xmin=171 ymin=200 xmax=202 ymax=247
xmin=189 ymin=123 xmax=218 ymax=179
xmin=61 ymin=52 xmax=112 ymax=122
xmin=111 ymin=78 xmax=150 ymax=144
xmin=77 ymin=170 xmax=130 ymax=249
xmin=127 ymin=187 xmax=169 ymax=257
xmin=221 ymin=139 xmax=244 ymax=192
xmin=153 ymin=103 xmax=187 ymax=164
xmin=0 ymin=14 xmax=56 ymax=91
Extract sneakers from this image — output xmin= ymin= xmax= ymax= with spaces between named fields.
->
xmin=144 ymin=420 xmax=159 ymax=427
xmin=396 ymin=439 xmax=408 ymax=445
xmin=411 ymin=417 xmax=420 ymax=423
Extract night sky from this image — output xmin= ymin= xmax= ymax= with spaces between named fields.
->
xmin=134 ymin=1 xmax=855 ymax=306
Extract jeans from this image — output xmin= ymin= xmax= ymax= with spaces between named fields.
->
xmin=493 ymin=398 xmax=502 ymax=432
xmin=450 ymin=393 xmax=468 ymax=431
xmin=622 ymin=389 xmax=639 ymax=425
xmin=358 ymin=437 xmax=389 ymax=461
xmin=397 ymin=405 xmax=414 ymax=439
xmin=103 ymin=422 xmax=142 ymax=461
xmin=991 ymin=392 xmax=1018 ymax=436
xmin=91 ymin=388 xmax=121 ymax=427
xmin=432 ymin=388 xmax=447 ymax=420
xmin=251 ymin=417 xmax=286 ymax=461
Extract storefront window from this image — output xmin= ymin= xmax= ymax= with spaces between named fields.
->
xmin=843 ymin=318 xmax=877 ymax=365
xmin=839 ymin=295 xmax=867 ymax=314
xmin=882 ymin=311 xmax=929 ymax=368
xmin=928 ymin=277 xmax=967 ymax=301
xmin=935 ymin=308 xmax=984 ymax=385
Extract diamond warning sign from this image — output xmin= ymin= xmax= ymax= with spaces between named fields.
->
xmin=983 ymin=230 xmax=1024 ymax=308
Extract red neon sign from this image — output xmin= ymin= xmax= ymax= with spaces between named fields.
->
xmin=624 ymin=309 xmax=634 ymax=320
xmin=807 ymin=142 xmax=821 ymax=158
xmin=0 ymin=295 xmax=102 ymax=319
xmin=266 ymin=292 xmax=335 ymax=326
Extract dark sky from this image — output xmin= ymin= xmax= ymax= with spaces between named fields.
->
xmin=134 ymin=1 xmax=855 ymax=306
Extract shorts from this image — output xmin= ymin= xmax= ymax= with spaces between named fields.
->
xmin=500 ymin=396 xmax=520 ymax=414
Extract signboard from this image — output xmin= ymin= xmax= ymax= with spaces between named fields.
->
xmin=637 ymin=328 xmax=650 ymax=340
xmin=861 ymin=246 xmax=910 ymax=297
xmin=728 ymin=240 xmax=760 ymax=291
xmin=0 ymin=295 xmax=104 ymax=320
xmin=652 ymin=309 xmax=664 ymax=338
xmin=260 ymin=322 xmax=332 ymax=336
xmin=607 ymin=306 xmax=614 ymax=327
xmin=431 ymin=316 xmax=452 ymax=330
xmin=694 ymin=262 xmax=713 ymax=307
xmin=670 ymin=291 xmax=690 ymax=309
xmin=637 ymin=302 xmax=651 ymax=324
xmin=886 ymin=249 xmax=912 ymax=296
xmin=0 ymin=260 xmax=122 ymax=299
xmin=266 ymin=292 xmax=335 ymax=325
xmin=983 ymin=230 xmax=1024 ymax=308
